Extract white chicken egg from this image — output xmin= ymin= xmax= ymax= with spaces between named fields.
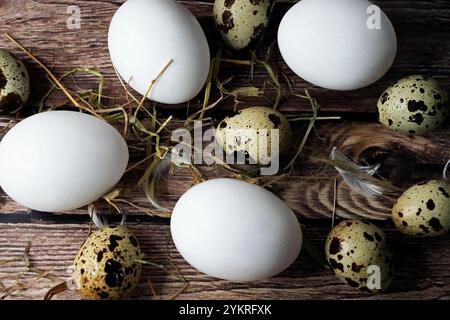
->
xmin=278 ymin=0 xmax=397 ymax=91
xmin=108 ymin=0 xmax=210 ymax=104
xmin=0 ymin=111 xmax=129 ymax=212
xmin=171 ymin=178 xmax=302 ymax=282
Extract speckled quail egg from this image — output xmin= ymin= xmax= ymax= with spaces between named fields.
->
xmin=378 ymin=75 xmax=448 ymax=134
xmin=0 ymin=49 xmax=30 ymax=114
xmin=216 ymin=107 xmax=292 ymax=165
xmin=392 ymin=180 xmax=450 ymax=237
xmin=72 ymin=226 xmax=142 ymax=300
xmin=325 ymin=220 xmax=393 ymax=292
xmin=214 ymin=0 xmax=271 ymax=50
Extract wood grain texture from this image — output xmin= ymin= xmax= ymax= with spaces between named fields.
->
xmin=0 ymin=0 xmax=449 ymax=113
xmin=1 ymin=118 xmax=449 ymax=221
xmin=0 ymin=0 xmax=450 ymax=300
xmin=1 ymin=223 xmax=449 ymax=300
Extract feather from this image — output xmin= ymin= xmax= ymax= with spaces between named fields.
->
xmin=143 ymin=155 xmax=174 ymax=213
xmin=330 ymin=147 xmax=400 ymax=198
xmin=443 ymin=160 xmax=450 ymax=182
xmin=88 ymin=204 xmax=106 ymax=229
xmin=120 ymin=213 xmax=127 ymax=226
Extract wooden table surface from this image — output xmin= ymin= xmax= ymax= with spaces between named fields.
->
xmin=1 ymin=0 xmax=450 ymax=300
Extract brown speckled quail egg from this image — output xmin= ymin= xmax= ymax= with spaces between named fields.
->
xmin=325 ymin=220 xmax=393 ymax=292
xmin=216 ymin=107 xmax=292 ymax=165
xmin=0 ymin=49 xmax=30 ymax=114
xmin=392 ymin=180 xmax=450 ymax=237
xmin=214 ymin=0 xmax=270 ymax=50
xmin=72 ymin=226 xmax=142 ymax=300
xmin=377 ymin=75 xmax=448 ymax=134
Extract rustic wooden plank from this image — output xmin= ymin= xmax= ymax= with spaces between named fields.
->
xmin=0 ymin=0 xmax=448 ymax=114
xmin=1 ymin=118 xmax=449 ymax=220
xmin=0 ymin=222 xmax=449 ymax=300
xmin=1 ymin=0 xmax=450 ymax=301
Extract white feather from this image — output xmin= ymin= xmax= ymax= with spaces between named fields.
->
xmin=443 ymin=160 xmax=450 ymax=182
xmin=330 ymin=147 xmax=385 ymax=198
xmin=88 ymin=204 xmax=107 ymax=229
xmin=143 ymin=155 xmax=173 ymax=213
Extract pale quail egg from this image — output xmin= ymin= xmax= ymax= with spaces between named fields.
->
xmin=216 ymin=107 xmax=292 ymax=165
xmin=0 ymin=49 xmax=30 ymax=114
xmin=325 ymin=220 xmax=393 ymax=292
xmin=72 ymin=226 xmax=142 ymax=300
xmin=378 ymin=75 xmax=448 ymax=134
xmin=392 ymin=180 xmax=450 ymax=237
xmin=214 ymin=0 xmax=271 ymax=50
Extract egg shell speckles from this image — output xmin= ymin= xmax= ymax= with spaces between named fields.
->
xmin=214 ymin=0 xmax=270 ymax=50
xmin=378 ymin=75 xmax=449 ymax=134
xmin=392 ymin=180 xmax=450 ymax=237
xmin=72 ymin=226 xmax=142 ymax=300
xmin=216 ymin=107 xmax=292 ymax=164
xmin=0 ymin=49 xmax=30 ymax=114
xmin=325 ymin=220 xmax=393 ymax=292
